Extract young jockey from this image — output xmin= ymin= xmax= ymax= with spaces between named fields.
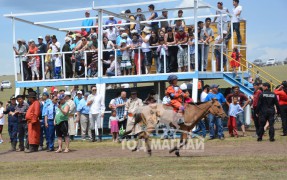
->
xmin=165 ymin=75 xmax=188 ymax=125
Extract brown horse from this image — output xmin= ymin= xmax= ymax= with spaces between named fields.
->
xmin=120 ymin=99 xmax=227 ymax=156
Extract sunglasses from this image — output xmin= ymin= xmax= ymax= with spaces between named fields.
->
xmin=92 ymin=89 xmax=97 ymax=91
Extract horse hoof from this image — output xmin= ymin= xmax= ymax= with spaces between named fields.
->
xmin=169 ymin=147 xmax=177 ymax=153
xmin=132 ymin=148 xmax=137 ymax=152
xmin=148 ymin=150 xmax=152 ymax=156
xmin=175 ymin=150 xmax=180 ymax=157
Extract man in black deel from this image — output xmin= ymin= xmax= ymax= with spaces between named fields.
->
xmin=256 ymin=82 xmax=280 ymax=142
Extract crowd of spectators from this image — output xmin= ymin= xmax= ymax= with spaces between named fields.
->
xmin=13 ymin=1 xmax=244 ymax=81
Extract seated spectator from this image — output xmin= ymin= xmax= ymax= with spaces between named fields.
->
xmin=102 ymin=54 xmax=121 ymax=76
xmin=75 ymin=28 xmax=88 ymax=38
xmin=175 ymin=27 xmax=188 ymax=72
xmin=147 ymin=4 xmax=159 ymax=31
xmin=156 ymin=9 xmax=169 ymax=29
xmin=105 ymin=16 xmax=117 ymax=25
xmin=82 ymin=10 xmax=93 ymax=33
xmin=119 ymin=39 xmax=131 ymax=75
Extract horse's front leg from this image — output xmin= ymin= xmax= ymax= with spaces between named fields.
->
xmin=132 ymin=132 xmax=144 ymax=152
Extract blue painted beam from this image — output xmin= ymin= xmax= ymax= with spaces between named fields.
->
xmin=223 ymin=73 xmax=253 ymax=96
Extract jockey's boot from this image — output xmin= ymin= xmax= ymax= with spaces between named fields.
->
xmin=177 ymin=110 xmax=184 ymax=125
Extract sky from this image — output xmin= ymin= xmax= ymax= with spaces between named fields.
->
xmin=0 ymin=0 xmax=286 ymax=75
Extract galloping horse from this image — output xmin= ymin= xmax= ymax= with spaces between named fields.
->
xmin=120 ymin=99 xmax=227 ymax=156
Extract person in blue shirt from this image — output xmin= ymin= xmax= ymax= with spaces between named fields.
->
xmin=3 ymin=95 xmax=18 ymax=151
xmin=205 ymin=84 xmax=226 ymax=140
xmin=82 ymin=11 xmax=93 ymax=33
xmin=39 ymin=92 xmax=52 ymax=151
xmin=147 ymin=4 xmax=159 ymax=32
xmin=44 ymin=96 xmax=58 ymax=152
xmin=76 ymin=92 xmax=91 ymax=140
xmin=74 ymin=91 xmax=83 ymax=108
xmin=105 ymin=16 xmax=117 ymax=25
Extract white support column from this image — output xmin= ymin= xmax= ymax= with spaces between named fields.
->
xmin=220 ymin=14 xmax=224 ymax=72
xmin=163 ymin=50 xmax=167 ymax=73
xmin=84 ymin=52 xmax=87 ymax=78
xmin=12 ymin=17 xmax=17 ymax=82
xmin=231 ymin=21 xmax=234 ymax=50
xmin=114 ymin=50 xmax=117 ymax=76
xmin=187 ymin=44 xmax=190 ymax=72
xmin=41 ymin=55 xmax=45 ymax=80
xmin=192 ymin=78 xmax=198 ymax=103
xmin=194 ymin=0 xmax=198 ymax=72
xmin=138 ymin=47 xmax=141 ymax=75
xmin=62 ymin=53 xmax=66 ymax=79
xmin=98 ymin=9 xmax=103 ymax=78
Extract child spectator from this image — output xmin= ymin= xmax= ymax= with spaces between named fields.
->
xmin=230 ymin=47 xmax=242 ymax=78
xmin=109 ymin=110 xmax=119 ymax=142
xmin=28 ymin=57 xmax=40 ymax=80
xmin=188 ymin=33 xmax=195 ymax=70
xmin=120 ymin=39 xmax=132 ymax=75
xmin=156 ymin=37 xmax=168 ymax=73
xmin=54 ymin=55 xmax=62 ymax=79
xmin=0 ymin=101 xmax=4 ymax=144
xmin=228 ymin=96 xmax=244 ymax=137
xmin=103 ymin=54 xmax=121 ymax=76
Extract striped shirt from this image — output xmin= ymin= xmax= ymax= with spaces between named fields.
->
xmin=115 ymin=97 xmax=127 ymax=119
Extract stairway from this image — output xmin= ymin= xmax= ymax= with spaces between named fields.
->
xmin=223 ymin=72 xmax=253 ymax=96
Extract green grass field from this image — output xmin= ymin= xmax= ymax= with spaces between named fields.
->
xmin=1 ymin=65 xmax=287 ymax=179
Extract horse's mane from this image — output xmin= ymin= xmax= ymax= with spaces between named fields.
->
xmin=188 ymin=101 xmax=208 ymax=105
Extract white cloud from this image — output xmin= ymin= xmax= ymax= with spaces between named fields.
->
xmin=255 ymin=47 xmax=287 ymax=61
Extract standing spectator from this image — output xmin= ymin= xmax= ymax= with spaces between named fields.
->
xmin=256 ymin=83 xmax=280 ymax=142
xmin=173 ymin=10 xmax=185 ymax=27
xmin=165 ymin=27 xmax=178 ymax=72
xmin=55 ymin=94 xmax=70 ymax=153
xmin=28 ymin=41 xmax=40 ymax=76
xmin=124 ymin=9 xmax=136 ymax=31
xmin=62 ymin=37 xmax=73 ymax=78
xmin=274 ymin=82 xmax=287 ymax=136
xmin=149 ymin=30 xmax=159 ymax=73
xmin=173 ymin=19 xmax=184 ymax=30
xmin=119 ymin=39 xmax=131 ymax=75
xmin=255 ymin=71 xmax=262 ymax=84
xmin=45 ymin=35 xmax=52 ymax=52
xmin=205 ymin=84 xmax=226 ymax=140
xmin=188 ymin=33 xmax=195 ymax=70
xmin=3 ymin=96 xmax=18 ymax=150
xmin=109 ymin=110 xmax=119 ymax=142
xmin=175 ymin=27 xmax=188 ymax=72
xmin=27 ymin=56 xmax=40 ymax=80
xmin=44 ymin=96 xmax=57 ymax=152
xmin=141 ymin=27 xmax=152 ymax=74
xmin=131 ymin=33 xmax=144 ymax=74
xmin=225 ymin=0 xmax=242 ymax=44
xmin=64 ymin=92 xmax=76 ymax=141
xmin=71 ymin=85 xmax=79 ymax=99
xmin=115 ymin=91 xmax=128 ymax=130
xmin=147 ymin=4 xmax=159 ymax=31
xmin=82 ymin=10 xmax=93 ymax=33
xmin=49 ymin=35 xmax=61 ymax=79
xmin=109 ymin=92 xmax=120 ymax=111
xmin=25 ymin=92 xmax=41 ymax=153
xmin=202 ymin=18 xmax=214 ymax=71
xmin=0 ymin=102 xmax=4 ymax=144
xmin=104 ymin=23 xmax=118 ymax=44
xmin=228 ymin=96 xmax=244 ymax=137
xmin=230 ymin=47 xmax=242 ymax=77
xmin=156 ymin=37 xmax=168 ymax=73
xmin=37 ymin=36 xmax=47 ymax=79
xmin=87 ymin=85 xmax=105 ymax=142
xmin=74 ymin=91 xmax=83 ymax=108
xmin=214 ymin=30 xmax=228 ymax=71
xmin=123 ymin=91 xmax=143 ymax=136
xmin=76 ymin=92 xmax=91 ymax=140
xmin=13 ymin=39 xmax=29 ymax=80
xmin=134 ymin=8 xmax=146 ymax=34
xmin=39 ymin=92 xmax=52 ymax=151
xmin=105 ymin=16 xmax=117 ymax=25
xmin=226 ymin=86 xmax=250 ymax=136
xmin=15 ymin=95 xmax=30 ymax=151
xmin=198 ymin=21 xmax=205 ymax=71
xmin=213 ymin=2 xmax=229 ymax=35
xmin=250 ymin=83 xmax=262 ymax=137
xmin=156 ymin=9 xmax=169 ymax=29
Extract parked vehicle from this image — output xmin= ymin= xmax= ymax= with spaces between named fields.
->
xmin=284 ymin=58 xmax=287 ymax=65
xmin=266 ymin=58 xmax=277 ymax=66
xmin=1 ymin=80 xmax=12 ymax=89
xmin=253 ymin=59 xmax=265 ymax=67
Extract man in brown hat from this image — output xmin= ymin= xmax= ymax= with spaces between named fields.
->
xmin=25 ymin=91 xmax=41 ymax=153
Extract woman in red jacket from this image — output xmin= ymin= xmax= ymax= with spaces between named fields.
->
xmin=274 ymin=82 xmax=287 ymax=136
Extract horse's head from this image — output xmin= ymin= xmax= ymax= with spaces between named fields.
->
xmin=209 ymin=98 xmax=227 ymax=119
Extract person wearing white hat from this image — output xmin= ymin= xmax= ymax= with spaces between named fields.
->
xmin=64 ymin=91 xmax=76 ymax=140
xmin=103 ymin=23 xmax=117 ymax=44
xmin=82 ymin=10 xmax=93 ymax=33
xmin=74 ymin=90 xmax=83 ymax=108
xmin=140 ymin=27 xmax=152 ymax=74
xmin=13 ymin=39 xmax=30 ymax=80
xmin=105 ymin=15 xmax=117 ymax=25
xmin=214 ymin=30 xmax=228 ymax=71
